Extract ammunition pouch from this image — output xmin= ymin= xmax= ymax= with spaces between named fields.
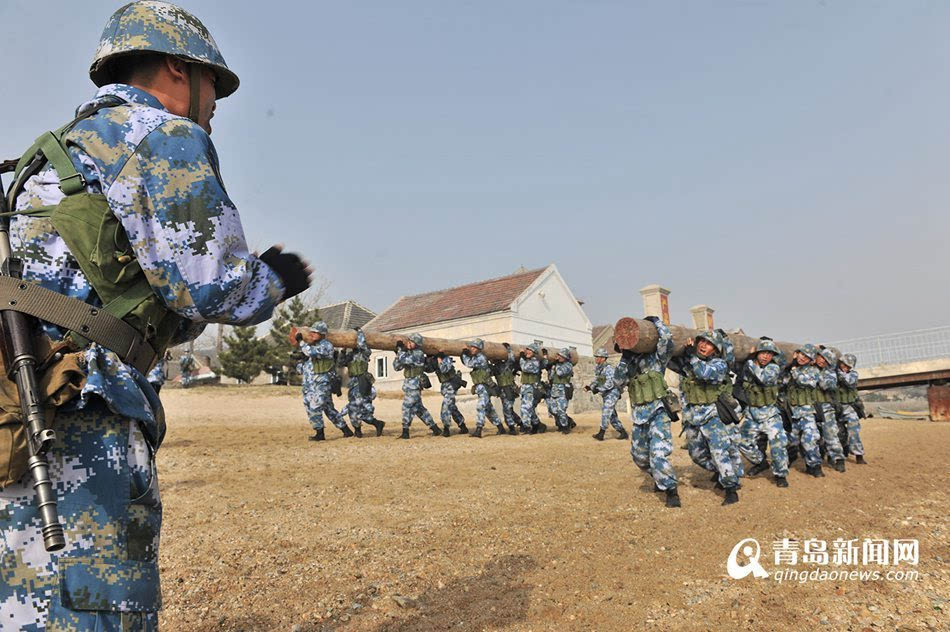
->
xmin=420 ymin=373 xmax=432 ymax=390
xmin=681 ymin=376 xmax=721 ymax=406
xmin=786 ymin=383 xmax=817 ymax=406
xmin=838 ymin=387 xmax=858 ymax=404
xmin=471 ymin=368 xmax=494 ymax=386
xmin=403 ymin=366 xmax=423 ymax=379
xmin=627 ymin=370 xmax=668 ymax=405
xmin=312 ymin=358 xmax=334 ymax=374
xmin=495 ymin=370 xmax=515 ymax=388
xmin=814 ymin=387 xmax=835 ymax=404
xmin=520 ymin=373 xmax=540 ymax=385
xmin=348 ymin=358 xmax=368 ymax=377
xmin=0 ymin=335 xmax=87 ymax=488
xmin=744 ymin=382 xmax=779 ymax=407
xmin=551 ymin=373 xmax=572 ymax=385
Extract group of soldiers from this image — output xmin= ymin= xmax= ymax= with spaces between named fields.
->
xmin=296 ymin=319 xmax=869 ymax=509
xmin=601 ymin=318 xmax=868 ymax=508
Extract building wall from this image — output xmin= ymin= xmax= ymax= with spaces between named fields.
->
xmin=511 ymin=268 xmax=593 ymax=355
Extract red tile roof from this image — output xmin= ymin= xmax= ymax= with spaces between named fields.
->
xmin=366 ymin=267 xmax=547 ymax=333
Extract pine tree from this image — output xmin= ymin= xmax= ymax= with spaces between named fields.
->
xmin=267 ymin=296 xmax=320 ymax=384
xmin=218 ymin=326 xmax=271 ymax=384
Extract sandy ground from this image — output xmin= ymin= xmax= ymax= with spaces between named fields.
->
xmin=155 ymin=386 xmax=948 ymax=631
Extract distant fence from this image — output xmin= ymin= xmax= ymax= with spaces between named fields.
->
xmin=830 ymin=326 xmax=950 ymax=368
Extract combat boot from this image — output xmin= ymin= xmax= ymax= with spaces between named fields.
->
xmin=592 ymin=429 xmax=605 ymax=441
xmin=370 ymin=418 xmax=385 ymax=436
xmin=665 ymin=488 xmax=681 ymax=508
xmin=442 ymin=425 xmax=451 ymax=437
xmin=833 ymin=459 xmax=846 ymax=473
xmin=616 ymin=427 xmax=628 ymax=440
xmin=722 ymin=488 xmax=739 ymax=505
xmin=398 ymin=428 xmax=410 ymax=440
xmin=507 ymin=424 xmax=519 ymax=435
xmin=806 ymin=464 xmax=825 ymax=478
xmin=458 ymin=423 xmax=469 ymax=434
xmin=567 ymin=416 xmax=577 ymax=429
xmin=787 ymin=446 xmax=799 ymax=464
xmin=855 ymin=455 xmax=867 ymax=464
xmin=747 ymin=460 xmax=770 ymax=476
xmin=430 ymin=425 xmax=441 ymax=436
xmin=309 ymin=428 xmax=325 ymax=442
xmin=354 ymin=426 xmax=363 ymax=438
xmin=536 ymin=422 xmax=547 ymax=433
xmin=774 ymin=476 xmax=789 ymax=488
xmin=472 ymin=426 xmax=483 ymax=438
xmin=341 ymin=425 xmax=354 ymax=438
xmin=496 ymin=425 xmax=507 ymax=435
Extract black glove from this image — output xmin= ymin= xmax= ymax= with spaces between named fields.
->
xmin=436 ymin=352 xmax=446 ymax=360
xmin=260 ymin=246 xmax=310 ymax=300
xmin=354 ymin=326 xmax=361 ymax=333
xmin=502 ymin=342 xmax=511 ymax=349
xmin=395 ymin=341 xmax=405 ymax=351
xmin=295 ymin=332 xmax=303 ymax=342
xmin=519 ymin=351 xmax=526 ymax=359
xmin=644 ymin=315 xmax=660 ymax=324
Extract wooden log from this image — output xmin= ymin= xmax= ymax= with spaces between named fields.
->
xmin=290 ymin=326 xmax=580 ymax=364
xmin=613 ymin=317 xmax=801 ymax=363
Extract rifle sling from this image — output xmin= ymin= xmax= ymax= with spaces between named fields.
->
xmin=0 ymin=276 xmax=156 ymax=375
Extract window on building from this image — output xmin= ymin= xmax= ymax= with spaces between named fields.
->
xmin=376 ymin=356 xmax=388 ymax=378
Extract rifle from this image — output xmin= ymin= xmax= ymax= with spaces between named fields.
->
xmin=0 ymin=165 xmax=65 ymax=551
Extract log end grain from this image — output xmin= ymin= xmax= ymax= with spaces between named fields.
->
xmin=613 ymin=317 xmax=641 ymax=351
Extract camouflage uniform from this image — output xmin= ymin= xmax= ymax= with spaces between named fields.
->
xmin=680 ymin=332 xmax=739 ymax=493
xmin=718 ymin=333 xmax=745 ymax=479
xmin=786 ymin=357 xmax=823 ymax=470
xmin=393 ymin=339 xmax=437 ymax=432
xmin=547 ymin=354 xmax=574 ymax=431
xmin=589 ymin=358 xmax=625 ymax=434
xmin=1 ymin=4 xmax=285 ymax=628
xmin=340 ymin=330 xmax=375 ymax=430
xmin=461 ymin=346 xmax=503 ymax=430
xmin=300 ymin=339 xmax=346 ymax=432
xmin=736 ymin=352 xmax=789 ymax=479
xmin=146 ymin=358 xmax=168 ymax=394
xmin=179 ymin=353 xmax=197 ymax=388
xmin=432 ymin=354 xmax=467 ymax=431
xmin=816 ymin=350 xmax=845 ymax=465
xmin=492 ymin=345 xmax=522 ymax=432
xmin=518 ymin=347 xmax=543 ymax=432
xmin=615 ymin=320 xmax=676 ymax=491
xmin=837 ymin=356 xmax=865 ymax=457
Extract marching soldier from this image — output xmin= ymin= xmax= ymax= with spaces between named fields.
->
xmin=0 ymin=2 xmax=310 ymax=627
xmin=679 ymin=331 xmax=740 ymax=505
xmin=837 ymin=354 xmax=867 ymax=464
xmin=547 ymin=348 xmax=575 ymax=433
xmin=815 ymin=347 xmax=847 ymax=472
xmin=428 ymin=351 xmax=469 ymax=436
xmin=461 ymin=339 xmax=506 ymax=437
xmin=298 ymin=322 xmax=351 ymax=440
xmin=736 ymin=340 xmax=790 ymax=487
xmin=518 ymin=343 xmax=547 ymax=433
xmin=394 ymin=333 xmax=440 ymax=438
xmin=339 ymin=328 xmax=384 ymax=437
xmin=586 ymin=348 xmax=628 ymax=440
xmin=784 ymin=344 xmax=825 ymax=477
xmin=615 ymin=318 xmax=679 ymax=507
xmin=493 ymin=343 xmax=523 ymax=433
xmin=179 ymin=351 xmax=198 ymax=388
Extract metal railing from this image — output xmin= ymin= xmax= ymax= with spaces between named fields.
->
xmin=829 ymin=325 xmax=950 ymax=368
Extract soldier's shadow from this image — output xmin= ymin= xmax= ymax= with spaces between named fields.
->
xmin=372 ymin=553 xmax=538 ymax=631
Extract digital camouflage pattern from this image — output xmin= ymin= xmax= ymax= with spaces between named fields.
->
xmin=146 ymin=358 xmax=167 ymax=391
xmin=787 ymin=365 xmax=822 ymax=467
xmin=342 ymin=330 xmax=374 ymax=428
xmin=493 ymin=347 xmax=522 ymax=431
xmin=589 ymin=361 xmax=625 ymax=433
xmin=393 ymin=348 xmax=436 ymax=430
xmin=518 ymin=354 xmax=542 ymax=431
xmin=90 ymin=1 xmax=239 ymax=98
xmin=817 ymin=366 xmax=845 ymax=462
xmin=617 ymin=320 xmax=676 ymax=489
xmin=299 ymin=340 xmax=345 ymax=431
xmin=435 ymin=355 xmax=465 ymax=428
xmin=837 ymin=366 xmax=864 ymax=456
xmin=737 ymin=359 xmax=788 ymax=477
xmin=2 ymin=80 xmax=282 ymax=629
xmin=461 ymin=352 xmax=502 ymax=429
xmin=548 ymin=360 xmax=573 ymax=430
xmin=683 ymin=352 xmax=738 ymax=489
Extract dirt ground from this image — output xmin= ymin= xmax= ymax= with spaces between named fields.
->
xmin=156 ymin=386 xmax=948 ymax=631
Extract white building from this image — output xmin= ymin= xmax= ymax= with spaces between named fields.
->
xmin=364 ymin=264 xmax=592 ymax=391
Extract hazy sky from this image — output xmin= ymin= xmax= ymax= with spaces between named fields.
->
xmin=3 ymin=1 xmax=948 ymax=343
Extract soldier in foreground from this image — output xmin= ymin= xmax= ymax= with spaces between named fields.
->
xmin=394 ymin=333 xmax=440 ymax=438
xmin=678 ymin=331 xmax=740 ymax=505
xmin=298 ymin=322 xmax=351 ymax=440
xmin=815 ymin=347 xmax=847 ymax=472
xmin=837 ymin=354 xmax=867 ymax=464
xmin=461 ymin=339 xmax=506 ymax=437
xmin=586 ymin=347 xmax=628 ymax=440
xmin=616 ymin=317 xmax=679 ymax=507
xmin=736 ymin=340 xmax=790 ymax=487
xmin=0 ymin=2 xmax=310 ymax=628
xmin=339 ymin=328 xmax=384 ymax=437
xmin=429 ymin=351 xmax=469 ymax=436
xmin=493 ymin=343 xmax=523 ymax=433
xmin=784 ymin=344 xmax=825 ymax=477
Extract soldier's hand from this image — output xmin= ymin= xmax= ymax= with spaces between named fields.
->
xmin=502 ymin=342 xmax=511 ymax=349
xmin=685 ymin=337 xmax=694 ymax=347
xmin=295 ymin=332 xmax=303 ymax=342
xmin=260 ymin=246 xmax=312 ymax=300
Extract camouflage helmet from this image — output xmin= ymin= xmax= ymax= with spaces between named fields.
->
xmin=594 ymin=347 xmax=609 ymax=358
xmin=90 ymin=1 xmax=239 ymax=99
xmin=310 ymin=321 xmax=328 ymax=335
xmin=695 ymin=330 xmax=723 ymax=354
xmin=840 ymin=353 xmax=857 ymax=369
xmin=557 ymin=347 xmax=572 ymax=360
xmin=754 ymin=339 xmax=780 ymax=356
xmin=818 ymin=347 xmax=839 ymax=367
xmin=467 ymin=338 xmax=485 ymax=351
xmin=408 ymin=333 xmax=424 ymax=346
xmin=797 ymin=344 xmax=818 ymax=360
xmin=526 ymin=343 xmax=542 ymax=355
